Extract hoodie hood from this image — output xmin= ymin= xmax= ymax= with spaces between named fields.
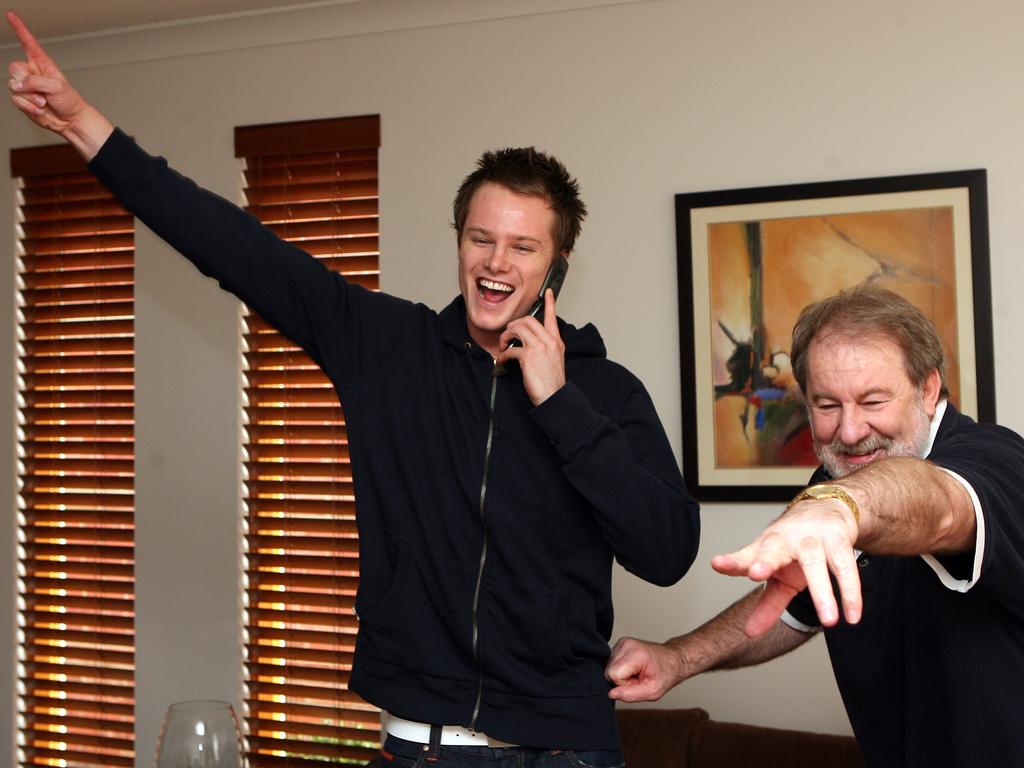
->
xmin=439 ymin=295 xmax=607 ymax=360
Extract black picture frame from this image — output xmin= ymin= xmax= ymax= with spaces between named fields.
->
xmin=676 ymin=169 xmax=993 ymax=502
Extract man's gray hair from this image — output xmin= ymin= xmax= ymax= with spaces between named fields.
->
xmin=790 ymin=283 xmax=949 ymax=399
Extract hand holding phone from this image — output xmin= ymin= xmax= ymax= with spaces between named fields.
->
xmin=508 ymin=254 xmax=569 ymax=349
xmin=493 ymin=255 xmax=569 ymax=402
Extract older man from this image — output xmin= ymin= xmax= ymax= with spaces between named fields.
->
xmin=606 ymin=284 xmax=1024 ymax=767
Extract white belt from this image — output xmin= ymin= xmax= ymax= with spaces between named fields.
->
xmin=383 ymin=712 xmax=519 ymax=748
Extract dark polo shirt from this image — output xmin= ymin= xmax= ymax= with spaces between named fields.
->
xmin=786 ymin=403 xmax=1024 ymax=767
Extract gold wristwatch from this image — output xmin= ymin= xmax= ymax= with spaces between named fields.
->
xmin=786 ymin=483 xmax=860 ymax=526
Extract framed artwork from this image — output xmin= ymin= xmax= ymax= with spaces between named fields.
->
xmin=676 ymin=169 xmax=993 ymax=502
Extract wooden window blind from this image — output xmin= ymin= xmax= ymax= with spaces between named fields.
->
xmin=235 ymin=114 xmax=381 ymax=767
xmin=11 ymin=143 xmax=136 ymax=768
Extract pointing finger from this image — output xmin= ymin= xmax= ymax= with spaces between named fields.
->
xmin=6 ymin=11 xmax=60 ymax=77
xmin=828 ymin=544 xmax=863 ymax=625
xmin=796 ymin=538 xmax=840 ymax=627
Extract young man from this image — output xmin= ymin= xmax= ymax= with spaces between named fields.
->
xmin=606 ymin=284 xmax=1024 ymax=767
xmin=7 ymin=12 xmax=700 ymax=765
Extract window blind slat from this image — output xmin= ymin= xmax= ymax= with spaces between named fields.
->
xmin=245 ymin=405 xmax=345 ymax=423
xmin=246 ymin=481 xmax=356 ymax=499
xmin=263 ymin=221 xmax=379 ymax=244
xmin=246 ymin=447 xmax=350 ymax=466
xmin=26 ymin=579 xmax=134 ymax=601
xmin=23 ymin=378 xmax=134 ymax=397
xmin=21 ymin=265 xmax=134 ymax=290
xmin=23 ymin=319 xmax=135 ymax=342
xmin=242 ymin=157 xmax=378 ymax=187
xmin=246 ymin=198 xmax=378 ymax=223
xmin=247 ymin=500 xmax=358 ymax=520
xmin=24 ymin=457 xmax=134 ymax=475
xmin=241 ymin=374 xmax=333 ymax=391
xmin=240 ymin=147 xmax=377 ymax=171
xmin=22 ymin=560 xmax=133 ymax=581
xmin=23 ymin=442 xmax=133 ymax=462
xmin=23 ymin=618 xmax=134 ymax=643
xmin=21 ymin=360 xmax=134 ymax=380
xmin=26 ymin=747 xmax=133 ymax=768
xmin=248 ymin=624 xmax=358 ymax=647
xmin=246 ymin=396 xmax=338 ymax=412
xmin=246 ymin=682 xmax=367 ymax=708
xmin=21 ymin=233 xmax=136 ymax=256
xmin=20 ymin=282 xmax=135 ymax=305
xmin=23 ymin=394 xmax=134 ymax=412
xmin=247 ymin=587 xmax=356 ymax=612
xmin=14 ymin=147 xmax=136 ymax=768
xmin=20 ymin=178 xmax=114 ymax=204
xmin=22 ymin=300 xmax=134 ymax=323
xmin=20 ymin=251 xmax=135 ymax=273
xmin=21 ymin=196 xmax=129 ymax=222
xmin=21 ymin=214 xmax=135 ymax=239
xmin=247 ymin=463 xmax=349 ymax=479
xmin=31 ymin=715 xmax=133 ymax=745
xmin=242 ymin=178 xmax=378 ymax=207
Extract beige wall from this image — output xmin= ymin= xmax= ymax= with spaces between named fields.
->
xmin=4 ymin=0 xmax=1024 ymax=764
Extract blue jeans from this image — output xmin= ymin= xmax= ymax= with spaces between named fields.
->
xmin=368 ymin=733 xmax=625 ymax=768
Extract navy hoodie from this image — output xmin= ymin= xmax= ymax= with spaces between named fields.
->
xmin=90 ymin=129 xmax=701 ymax=749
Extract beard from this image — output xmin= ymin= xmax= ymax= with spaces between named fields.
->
xmin=814 ymin=398 xmax=933 ymax=479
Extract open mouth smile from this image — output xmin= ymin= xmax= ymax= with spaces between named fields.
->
xmin=477 ymin=278 xmax=514 ymax=303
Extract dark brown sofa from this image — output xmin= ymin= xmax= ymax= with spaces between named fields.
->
xmin=616 ymin=707 xmax=863 ymax=768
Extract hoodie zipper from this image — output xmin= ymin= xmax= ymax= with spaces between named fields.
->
xmin=468 ymin=368 xmax=499 ymax=730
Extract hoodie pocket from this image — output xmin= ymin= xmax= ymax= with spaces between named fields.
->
xmin=357 ymin=537 xmax=477 ymax=681
xmin=354 ymin=532 xmax=414 ymax=624
xmin=477 ymin=572 xmax=576 ymax=693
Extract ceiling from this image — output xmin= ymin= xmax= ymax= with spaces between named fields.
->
xmin=1 ymin=0 xmax=360 ymax=47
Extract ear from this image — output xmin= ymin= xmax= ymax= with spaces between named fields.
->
xmin=921 ymin=368 xmax=942 ymax=415
xmin=561 ymin=249 xmax=570 ymax=262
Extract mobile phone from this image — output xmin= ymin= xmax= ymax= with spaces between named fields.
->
xmin=494 ymin=255 xmax=569 ymax=374
xmin=524 ymin=253 xmax=569 ymax=321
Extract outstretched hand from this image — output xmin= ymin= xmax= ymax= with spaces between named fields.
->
xmin=6 ymin=10 xmax=113 ymax=158
xmin=710 ymin=498 xmax=861 ymax=636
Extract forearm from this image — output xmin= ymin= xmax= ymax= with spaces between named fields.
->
xmin=837 ymin=457 xmax=976 ymax=555
xmin=665 ymin=590 xmax=811 ymax=678
xmin=88 ymin=128 xmax=351 ymax=363
xmin=61 ymin=103 xmax=114 ymax=161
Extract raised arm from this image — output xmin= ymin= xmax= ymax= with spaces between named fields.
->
xmin=605 ymin=589 xmax=811 ymax=702
xmin=6 ymin=11 xmax=114 ymax=159
xmin=713 ymin=456 xmax=975 ymax=637
xmin=7 ymin=10 xmax=414 ymax=381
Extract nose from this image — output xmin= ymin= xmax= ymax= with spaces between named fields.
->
xmin=836 ymin=404 xmax=871 ymax=446
xmin=484 ymin=242 xmax=511 ymax=273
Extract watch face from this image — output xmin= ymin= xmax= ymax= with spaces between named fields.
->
xmin=806 ymin=484 xmax=840 ymax=499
